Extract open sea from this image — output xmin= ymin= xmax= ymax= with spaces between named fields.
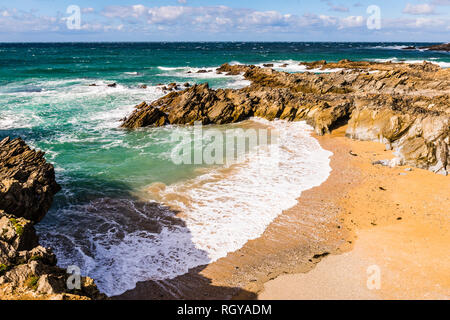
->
xmin=0 ymin=42 xmax=448 ymax=296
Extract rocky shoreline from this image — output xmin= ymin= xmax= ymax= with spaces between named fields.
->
xmin=2 ymin=59 xmax=448 ymax=300
xmin=122 ymin=60 xmax=449 ymax=175
xmin=0 ymin=137 xmax=105 ymax=300
xmin=403 ymin=43 xmax=450 ymax=52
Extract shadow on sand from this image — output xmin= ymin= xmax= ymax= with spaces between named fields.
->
xmin=41 ymin=172 xmax=256 ymax=300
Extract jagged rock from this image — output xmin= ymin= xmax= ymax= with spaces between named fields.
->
xmin=216 ymin=63 xmax=250 ymax=75
xmin=0 ymin=137 xmax=61 ymax=223
xmin=0 ymin=208 xmax=106 ymax=300
xmin=301 ymin=60 xmax=327 ymax=69
xmin=121 ymin=61 xmax=450 ymax=175
xmin=167 ymin=83 xmax=178 ymax=90
xmin=0 ymin=140 xmax=106 ymax=300
xmin=121 ymin=102 xmax=169 ymax=129
xmin=419 ymin=43 xmax=450 ymax=52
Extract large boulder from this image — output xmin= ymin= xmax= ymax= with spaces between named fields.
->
xmin=0 ymin=137 xmax=61 ymax=223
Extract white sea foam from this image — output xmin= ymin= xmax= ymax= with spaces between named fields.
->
xmin=160 ymin=119 xmax=332 ymax=262
xmin=0 ymin=79 xmax=166 ymax=131
xmin=368 ymin=45 xmax=409 ymax=50
xmin=370 ymin=57 xmax=450 ymax=68
xmin=157 ymin=64 xmax=250 ymax=88
xmin=253 ymin=60 xmax=344 ymax=73
xmin=5 ymin=69 xmax=331 ymax=297
xmin=46 ymin=119 xmax=332 ymax=296
xmin=159 ymin=66 xmax=227 ymax=78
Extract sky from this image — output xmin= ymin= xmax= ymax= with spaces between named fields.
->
xmin=0 ymin=0 xmax=449 ymax=42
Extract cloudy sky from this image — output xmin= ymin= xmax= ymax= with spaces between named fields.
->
xmin=0 ymin=0 xmax=449 ymax=42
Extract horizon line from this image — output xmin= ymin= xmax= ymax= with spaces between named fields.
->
xmin=0 ymin=41 xmax=446 ymax=44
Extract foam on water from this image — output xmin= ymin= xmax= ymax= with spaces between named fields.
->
xmin=39 ymin=119 xmax=332 ymax=297
xmin=368 ymin=45 xmax=409 ymax=50
xmin=371 ymin=58 xmax=450 ymax=68
xmin=156 ymin=119 xmax=332 ymax=262
xmin=157 ymin=65 xmax=250 ymax=88
xmin=0 ymin=79 xmax=166 ymax=131
xmin=253 ymin=60 xmax=344 ymax=73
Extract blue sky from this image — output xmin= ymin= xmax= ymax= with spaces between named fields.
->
xmin=0 ymin=0 xmax=449 ymax=42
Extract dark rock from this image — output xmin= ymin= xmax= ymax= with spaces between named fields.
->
xmin=419 ymin=43 xmax=450 ymax=52
xmin=167 ymin=83 xmax=178 ymax=91
xmin=121 ymin=102 xmax=169 ymax=129
xmin=0 ymin=137 xmax=61 ymax=223
xmin=0 ymin=139 xmax=106 ymax=300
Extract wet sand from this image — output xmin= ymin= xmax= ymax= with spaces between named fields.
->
xmin=117 ymin=125 xmax=449 ymax=300
xmin=259 ymin=126 xmax=450 ymax=300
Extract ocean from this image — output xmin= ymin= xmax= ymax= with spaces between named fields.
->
xmin=0 ymin=42 xmax=448 ymax=296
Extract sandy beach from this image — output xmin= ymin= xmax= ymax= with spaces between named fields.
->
xmin=259 ymin=126 xmax=450 ymax=300
xmin=117 ymin=124 xmax=449 ymax=300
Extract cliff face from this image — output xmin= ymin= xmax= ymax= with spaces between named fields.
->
xmin=0 ymin=137 xmax=105 ymax=300
xmin=122 ymin=60 xmax=450 ymax=175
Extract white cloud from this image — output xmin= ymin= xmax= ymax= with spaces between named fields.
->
xmin=0 ymin=4 xmax=448 ymax=40
xmin=338 ymin=16 xmax=364 ymax=29
xmin=330 ymin=5 xmax=349 ymax=12
xmin=319 ymin=15 xmax=338 ymax=26
xmin=147 ymin=6 xmax=187 ymax=24
xmin=403 ymin=3 xmax=435 ymax=15
xmin=432 ymin=0 xmax=450 ymax=5
xmin=414 ymin=17 xmax=445 ymax=27
xmin=82 ymin=8 xmax=95 ymax=14
xmin=99 ymin=5 xmax=371 ymax=33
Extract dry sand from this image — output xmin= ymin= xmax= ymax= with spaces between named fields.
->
xmin=259 ymin=126 xmax=450 ymax=300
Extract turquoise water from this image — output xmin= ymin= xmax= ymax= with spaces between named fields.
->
xmin=0 ymin=42 xmax=448 ymax=296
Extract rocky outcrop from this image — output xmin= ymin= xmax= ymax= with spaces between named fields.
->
xmin=403 ymin=43 xmax=450 ymax=52
xmin=0 ymin=137 xmax=61 ymax=223
xmin=421 ymin=43 xmax=450 ymax=52
xmin=121 ymin=61 xmax=450 ymax=175
xmin=0 ymin=138 xmax=105 ymax=300
xmin=346 ymin=99 xmax=449 ymax=175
